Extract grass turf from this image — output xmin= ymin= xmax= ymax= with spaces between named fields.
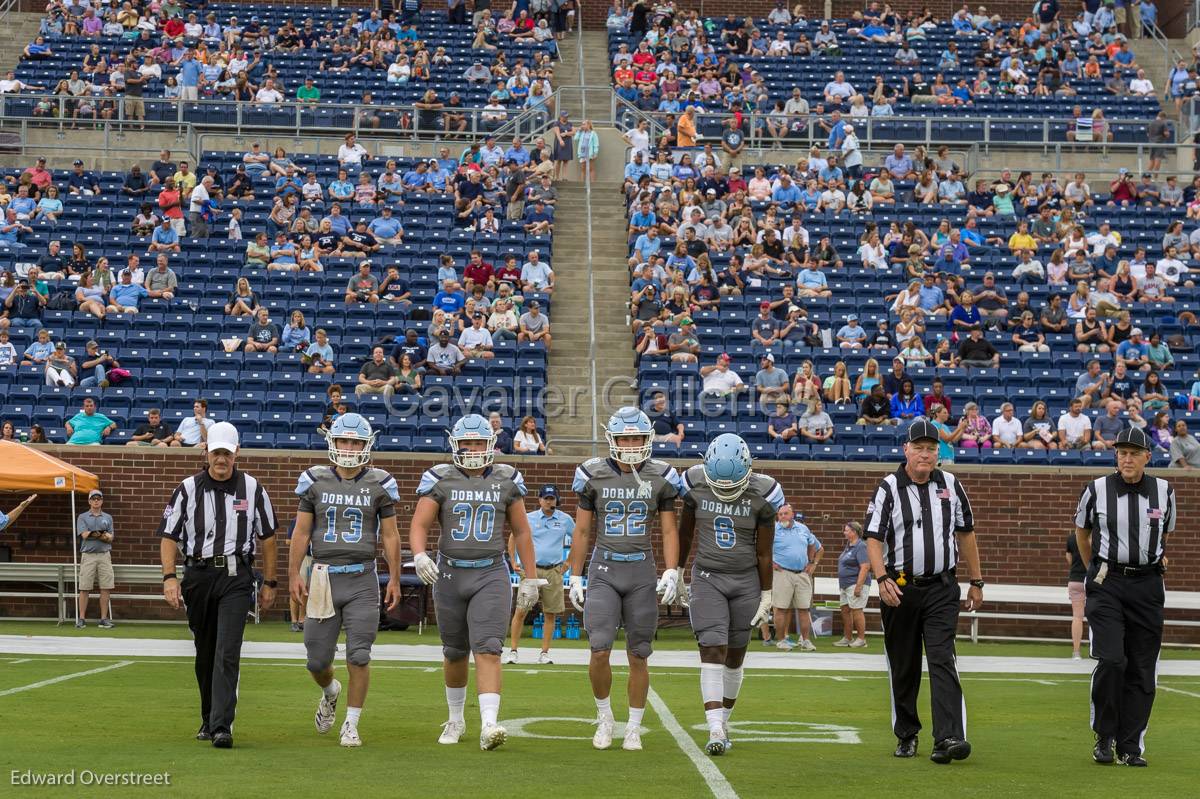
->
xmin=1 ymin=648 xmax=1198 ymax=798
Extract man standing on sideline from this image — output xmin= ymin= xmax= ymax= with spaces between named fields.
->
xmin=1074 ymin=427 xmax=1176 ymax=767
xmin=770 ymin=504 xmax=823 ymax=651
xmin=159 ymin=422 xmax=278 ymax=749
xmin=0 ymin=493 xmax=36 ymax=532
xmin=505 ymin=484 xmax=575 ymax=665
xmin=289 ymin=414 xmax=401 ymax=748
xmin=864 ymin=420 xmax=984 ymax=764
xmin=76 ymin=490 xmax=115 ymax=629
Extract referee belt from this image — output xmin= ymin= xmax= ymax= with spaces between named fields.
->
xmin=887 ymin=568 xmax=955 ymax=587
xmin=599 ymin=550 xmax=646 ymax=562
xmin=443 ymin=556 xmax=497 ymax=569
xmin=1100 ymin=560 xmax=1163 ymax=577
xmin=536 ymin=562 xmax=563 ymax=569
xmin=185 ymin=554 xmax=249 ymax=569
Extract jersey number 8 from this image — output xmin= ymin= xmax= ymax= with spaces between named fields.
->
xmin=603 ymin=500 xmax=647 ymax=537
xmin=450 ymin=502 xmax=496 ymax=542
xmin=323 ymin=507 xmax=364 ymax=544
xmin=714 ymin=516 xmax=736 ymax=550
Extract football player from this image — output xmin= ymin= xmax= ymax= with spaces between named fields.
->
xmin=409 ymin=413 xmax=545 ymax=751
xmin=567 ymin=407 xmax=682 ymax=752
xmin=288 ymin=413 xmax=402 ymax=748
xmin=677 ymin=433 xmax=784 ymax=756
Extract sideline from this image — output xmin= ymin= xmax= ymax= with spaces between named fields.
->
xmin=0 ymin=660 xmax=132 ymax=697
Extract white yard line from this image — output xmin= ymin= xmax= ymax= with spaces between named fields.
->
xmin=646 ymin=687 xmax=739 ymax=799
xmin=1160 ymin=685 xmax=1200 ymax=699
xmin=0 ymin=660 xmax=132 ymax=697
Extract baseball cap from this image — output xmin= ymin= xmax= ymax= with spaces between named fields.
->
xmin=906 ymin=419 xmax=940 ymax=444
xmin=679 ymin=316 xmax=694 ymax=325
xmin=539 ymin=484 xmax=559 ymax=500
xmin=847 ymin=313 xmax=859 ymax=321
xmin=1131 ymin=327 xmax=1143 ymax=336
xmin=718 ymin=352 xmax=731 ymax=362
xmin=760 ymin=300 xmax=772 ymax=309
xmin=528 ymin=299 xmax=540 ymax=308
xmin=206 ymin=421 xmax=239 ymax=453
xmin=88 ymin=490 xmax=103 ymax=499
xmin=1114 ymin=428 xmax=1152 ymax=451
xmin=762 ymin=353 xmax=775 ymax=363
xmin=73 ymin=159 xmax=83 ymax=166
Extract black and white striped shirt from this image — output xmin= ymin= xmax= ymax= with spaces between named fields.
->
xmin=863 ymin=466 xmax=974 ymax=577
xmin=1074 ymin=473 xmax=1176 ymax=566
xmin=157 ymin=469 xmax=277 ymax=560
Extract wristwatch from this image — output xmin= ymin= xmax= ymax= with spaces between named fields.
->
xmin=263 ymin=579 xmax=278 ymax=588
xmin=969 ymin=579 xmax=985 ymax=589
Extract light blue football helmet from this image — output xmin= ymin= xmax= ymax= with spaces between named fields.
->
xmin=326 ymin=412 xmax=376 ymax=468
xmin=449 ymin=413 xmax=497 ymax=470
xmin=605 ymin=406 xmax=654 ymax=465
xmin=703 ymin=433 xmax=753 ymax=501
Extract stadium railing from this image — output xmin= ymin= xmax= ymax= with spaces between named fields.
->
xmin=0 ymin=562 xmax=163 ymax=624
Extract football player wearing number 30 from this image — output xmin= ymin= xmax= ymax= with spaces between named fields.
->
xmin=677 ymin=434 xmax=785 ymax=757
xmin=566 ymin=407 xmax=682 ymax=753
xmin=409 ymin=414 xmax=544 ymax=752
xmin=289 ymin=413 xmax=402 ymax=748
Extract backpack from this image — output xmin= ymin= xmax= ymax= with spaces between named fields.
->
xmin=47 ymin=290 xmax=76 ymax=311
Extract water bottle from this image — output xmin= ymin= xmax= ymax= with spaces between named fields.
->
xmin=531 ymin=612 xmax=543 ymax=639
xmin=554 ymin=617 xmax=563 ymax=640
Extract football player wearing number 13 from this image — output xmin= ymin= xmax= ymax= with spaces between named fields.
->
xmin=567 ymin=407 xmax=682 ymax=753
xmin=409 ymin=414 xmax=545 ymax=751
xmin=289 ymin=413 xmax=402 ymax=748
xmin=677 ymin=434 xmax=785 ymax=757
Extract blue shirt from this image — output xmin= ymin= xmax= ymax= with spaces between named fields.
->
xmin=152 ymin=226 xmax=179 ymax=245
xmin=111 ymin=282 xmax=148 ymax=309
xmin=1117 ymin=340 xmax=1149 ymax=361
xmin=179 ymin=59 xmax=202 ymax=87
xmin=528 ymin=508 xmax=575 ymax=565
xmin=325 ymin=214 xmax=351 ymax=236
xmin=368 ymin=217 xmax=402 ymax=238
xmin=0 ymin=509 xmax=9 ymax=530
xmin=632 ymin=233 xmax=661 ymax=259
xmin=432 ymin=290 xmax=465 ymax=314
xmin=66 ymin=411 xmax=113 ymax=445
xmin=798 ymin=268 xmax=827 ymax=288
xmin=918 ymin=285 xmax=944 ymax=311
xmin=624 ymin=162 xmax=650 ymax=181
xmin=772 ymin=184 xmax=802 ymax=205
xmin=773 ymin=521 xmax=822 ymax=571
xmin=505 ymin=146 xmax=530 ymax=166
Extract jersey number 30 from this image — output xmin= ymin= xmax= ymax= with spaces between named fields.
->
xmin=323 ymin=507 xmax=364 ymax=544
xmin=450 ymin=502 xmax=496 ymax=542
xmin=604 ymin=500 xmax=647 ymax=537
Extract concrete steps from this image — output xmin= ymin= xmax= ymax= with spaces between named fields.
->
xmin=0 ymin=15 xmax=47 ymax=76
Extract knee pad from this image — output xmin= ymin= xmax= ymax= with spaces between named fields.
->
xmin=442 ymin=645 xmax=470 ymax=661
xmin=347 ymin=646 xmax=372 ymax=667
xmin=697 ymin=630 xmax=728 ymax=649
xmin=473 ymin=636 xmax=503 ymax=656
xmin=306 ymin=655 xmax=333 ymax=674
xmin=628 ymin=639 xmax=653 ymax=659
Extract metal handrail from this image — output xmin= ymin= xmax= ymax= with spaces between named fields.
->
xmin=1140 ymin=21 xmax=1183 ymax=84
xmin=0 ymin=0 xmax=16 ymax=25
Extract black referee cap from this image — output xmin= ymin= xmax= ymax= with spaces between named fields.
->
xmin=1114 ymin=427 xmax=1152 ymax=451
xmin=907 ymin=419 xmax=940 ymax=444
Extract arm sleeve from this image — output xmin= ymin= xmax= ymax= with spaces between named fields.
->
xmin=295 ymin=468 xmax=317 ymax=513
xmin=952 ymin=476 xmax=974 ymax=532
xmin=510 ymin=468 xmax=528 ymax=499
xmin=762 ymin=478 xmax=786 ymax=511
xmin=862 ymin=482 xmax=892 ymax=541
xmin=416 ymin=468 xmax=442 ymax=499
xmin=156 ymin=483 xmax=189 ymax=540
xmin=376 ymin=476 xmax=398 ymax=520
xmin=1073 ymin=482 xmax=1095 ymax=531
xmin=1164 ymin=484 xmax=1176 ymax=535
xmin=254 ymin=481 xmax=277 ymax=539
xmin=572 ymin=465 xmax=596 ymax=512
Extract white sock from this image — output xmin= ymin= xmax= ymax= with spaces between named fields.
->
xmin=479 ymin=692 xmax=501 ymax=727
xmin=595 ymin=695 xmax=612 ymax=718
xmin=446 ymin=685 xmax=467 ymax=724
xmin=705 ymin=707 xmax=724 ymax=734
xmin=700 ymin=663 xmax=724 ymax=705
xmin=345 ymin=706 xmax=361 ymax=727
xmin=722 ymin=666 xmax=744 ymax=708
xmin=627 ymin=706 xmax=645 ymax=729
xmin=322 ymin=679 xmax=340 ymax=699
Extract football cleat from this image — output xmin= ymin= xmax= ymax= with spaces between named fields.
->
xmin=593 ymin=714 xmax=614 ymax=750
xmin=704 ymin=732 xmax=727 ymax=757
xmin=480 ymin=722 xmax=508 ymax=751
xmin=722 ymin=723 xmax=733 ymax=750
xmin=438 ymin=720 xmax=466 ymax=745
xmin=339 ymin=721 xmax=361 ymax=748
xmin=315 ymin=680 xmax=341 ymax=734
xmin=622 ymin=725 xmax=643 ymax=751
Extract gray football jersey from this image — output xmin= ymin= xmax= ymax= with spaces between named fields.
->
xmin=573 ymin=457 xmax=681 ymax=555
xmin=417 ymin=462 xmax=527 ymax=560
xmin=296 ymin=465 xmax=399 ymax=566
xmin=682 ymin=466 xmax=785 ymax=572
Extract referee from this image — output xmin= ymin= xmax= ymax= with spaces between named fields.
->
xmin=158 ymin=422 xmax=278 ymax=749
xmin=1074 ymin=427 xmax=1176 ymax=767
xmin=863 ymin=420 xmax=984 ymax=765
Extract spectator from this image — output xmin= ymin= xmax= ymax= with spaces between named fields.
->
xmin=1115 ymin=326 xmax=1151 ymax=372
xmin=1074 ymin=359 xmax=1111 ymax=408
xmin=833 ymin=521 xmax=870 ymax=648
xmin=857 ymin=383 xmax=895 ymax=425
xmin=427 ymin=329 xmax=466 ymax=376
xmin=127 ymin=408 xmax=175 ymax=447
xmin=956 ymin=326 xmax=999 ymax=368
xmin=393 ymin=353 xmax=422 ymax=394
xmin=106 ymin=269 xmax=148 ymax=313
xmin=700 ymin=352 xmax=745 ymax=397
xmin=520 ymin=250 xmax=555 ymax=294
xmin=768 ymin=402 xmax=797 ymax=443
xmin=518 ymin=300 xmax=552 ymax=349
xmin=1140 ymin=370 xmax=1170 ymax=411
xmin=770 ymin=503 xmax=822 ymax=651
xmin=79 ymin=340 xmax=117 ymax=388
xmin=459 ymin=312 xmax=495 ymax=360
xmin=823 ymin=360 xmax=852 ymax=405
xmin=928 ymin=403 xmax=964 ymax=463
xmin=1168 ymin=419 xmax=1200 ymax=468
xmin=281 ymin=311 xmax=311 ymax=354
xmin=890 ymin=379 xmax=923 ymax=422
xmin=489 ymin=411 xmax=513 ymax=454
xmin=145 ymin=255 xmax=179 ymax=304
xmin=6 ymin=279 xmax=45 ymax=328
xmin=755 ymin=353 xmax=790 ymax=409
xmin=20 ymin=328 xmax=54 ymax=366
xmin=244 ymin=308 xmax=281 ymax=354
xmin=0 ymin=209 xmax=33 ymax=250
xmin=302 ymin=329 xmax=335 ymax=376
xmin=1074 ymin=306 xmax=1111 ymax=353
xmin=45 ymin=341 xmax=77 ymax=387
xmin=345 ymin=260 xmax=381 ymax=304
xmin=225 ymin=277 xmax=258 ymax=317
xmin=0 ymin=330 xmax=16 ymax=366
xmin=149 ymin=216 xmax=181 ymax=253
xmin=836 ymin=313 xmax=867 ymax=349
xmin=923 ymin=377 xmax=953 ymax=417
xmin=65 ymin=397 xmax=115 ymax=445
xmin=513 ymin=416 xmax=546 ymax=454
xmin=76 ymin=490 xmax=115 ymax=629
xmin=1092 ymin=399 xmax=1127 ymax=449
xmin=356 ymin=346 xmax=397 ymax=398
xmin=798 ymin=399 xmax=834 ymax=443
xmin=1057 ymin=398 xmax=1093 ymax=449
xmin=1012 ymin=310 xmax=1049 ymax=352
xmin=959 ymin=402 xmax=993 ymax=449
xmin=991 ymin=402 xmax=1023 ymax=447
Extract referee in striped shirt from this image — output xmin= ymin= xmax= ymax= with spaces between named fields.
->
xmin=1074 ymin=427 xmax=1176 ymax=767
xmin=158 ymin=422 xmax=278 ymax=749
xmin=863 ymin=420 xmax=984 ymax=765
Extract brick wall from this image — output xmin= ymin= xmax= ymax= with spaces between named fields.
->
xmin=2 ymin=447 xmax=1196 ymax=640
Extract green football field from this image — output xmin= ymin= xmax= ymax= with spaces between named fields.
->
xmin=2 ymin=623 xmax=1199 ymax=798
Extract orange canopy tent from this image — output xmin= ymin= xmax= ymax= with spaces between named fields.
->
xmin=0 ymin=442 xmax=100 ymax=625
xmin=0 ymin=441 xmax=99 ymax=494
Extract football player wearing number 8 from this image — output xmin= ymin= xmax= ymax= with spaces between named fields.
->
xmin=289 ymin=413 xmax=402 ymax=748
xmin=677 ymin=433 xmax=784 ymax=757
xmin=409 ymin=413 xmax=544 ymax=751
xmin=567 ymin=407 xmax=681 ymax=753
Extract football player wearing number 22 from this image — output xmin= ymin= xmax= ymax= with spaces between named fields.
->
xmin=409 ymin=414 xmax=545 ymax=751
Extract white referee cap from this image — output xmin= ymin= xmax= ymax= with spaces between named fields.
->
xmin=207 ymin=422 xmax=239 ymax=453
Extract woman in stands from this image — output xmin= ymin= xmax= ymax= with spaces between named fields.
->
xmin=854 ymin=358 xmax=881 ymax=403
xmin=225 ymin=277 xmax=258 ymax=318
xmin=899 ymin=336 xmax=932 ymax=367
xmin=1148 ymin=412 xmax=1174 ymax=451
xmin=791 ymin=361 xmax=822 ymax=408
xmin=929 ymin=404 xmax=965 ymax=463
xmin=959 ymin=403 xmax=993 ymax=450
xmin=1140 ymin=371 xmax=1170 ymax=412
xmin=75 ymin=271 xmax=107 ymax=321
xmin=513 ymin=416 xmax=546 ymax=454
xmin=1021 ymin=401 xmax=1058 ymax=450
xmin=91 ymin=257 xmax=115 ymax=293
xmin=823 ymin=361 xmax=852 ymax=406
xmin=34 ymin=186 xmax=63 ymax=224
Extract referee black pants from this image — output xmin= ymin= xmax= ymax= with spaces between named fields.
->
xmin=182 ymin=565 xmax=255 ymax=735
xmin=880 ymin=575 xmax=965 ymax=743
xmin=1085 ymin=567 xmax=1164 ymax=755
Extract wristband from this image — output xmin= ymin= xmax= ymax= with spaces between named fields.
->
xmin=876 ymin=574 xmax=893 ymax=585
xmin=969 ymin=579 xmax=985 ymax=589
xmin=162 ymin=573 xmax=178 ymax=582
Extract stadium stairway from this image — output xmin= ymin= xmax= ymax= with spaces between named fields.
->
xmin=544 ymin=181 xmax=637 ymax=458
xmin=0 ymin=14 xmax=46 ymax=76
xmin=552 ymin=31 xmax=618 ymax=122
